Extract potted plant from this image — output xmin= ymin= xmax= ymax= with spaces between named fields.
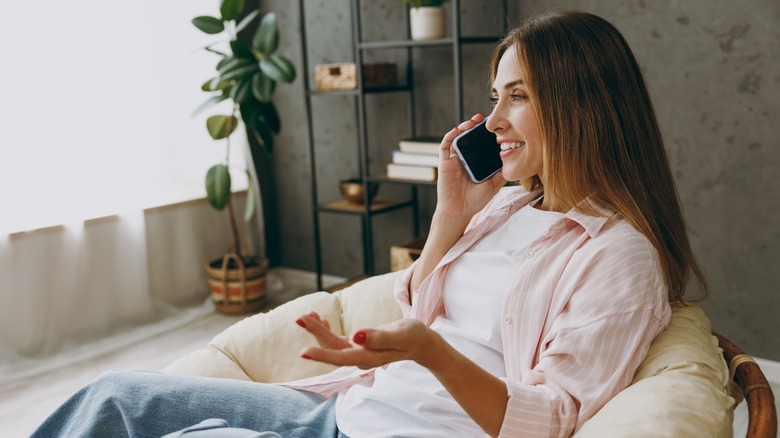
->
xmin=192 ymin=0 xmax=296 ymax=314
xmin=402 ymin=0 xmax=449 ymax=40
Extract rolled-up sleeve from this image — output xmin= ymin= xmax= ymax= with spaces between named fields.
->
xmin=392 ymin=262 xmax=416 ymax=318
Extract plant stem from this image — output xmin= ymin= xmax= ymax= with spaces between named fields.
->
xmin=225 ymin=103 xmax=241 ymax=258
xmin=226 ymin=198 xmax=242 ymax=259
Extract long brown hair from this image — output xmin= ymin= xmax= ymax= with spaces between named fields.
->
xmin=490 ymin=10 xmax=708 ymax=302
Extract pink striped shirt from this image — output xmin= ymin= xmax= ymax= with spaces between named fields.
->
xmin=286 ymin=186 xmax=670 ymax=437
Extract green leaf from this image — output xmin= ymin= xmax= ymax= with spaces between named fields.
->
xmin=217 ymin=58 xmax=258 ymax=82
xmin=259 ymin=54 xmax=296 ymax=83
xmin=206 ymin=164 xmax=231 ymax=210
xmin=220 ymin=0 xmax=244 ymax=22
xmin=216 ymin=56 xmax=233 ymax=71
xmin=243 ymin=171 xmax=256 ymax=222
xmin=206 ymin=115 xmax=239 ymax=140
xmin=204 ymin=46 xmax=229 ymax=57
xmin=201 ymin=77 xmax=232 ymax=91
xmin=192 ymin=16 xmax=224 ymax=34
xmin=230 ymin=78 xmax=252 ymax=103
xmin=253 ymin=12 xmax=279 ymax=55
xmin=230 ymin=40 xmax=255 ymax=61
xmin=221 ymin=63 xmax=259 ymax=82
xmin=192 ymin=94 xmax=229 ymax=117
xmin=251 ymin=73 xmax=275 ymax=102
xmin=236 ymin=9 xmax=260 ymax=34
xmin=217 ymin=57 xmax=246 ymax=75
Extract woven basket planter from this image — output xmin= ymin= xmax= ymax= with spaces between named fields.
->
xmin=205 ymin=253 xmax=269 ymax=314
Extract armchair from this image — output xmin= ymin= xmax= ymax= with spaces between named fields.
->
xmin=164 ymin=271 xmax=776 ymax=437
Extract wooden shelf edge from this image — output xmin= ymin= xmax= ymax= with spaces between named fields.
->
xmin=318 ymin=197 xmax=413 ymax=214
xmin=370 ymin=173 xmax=438 ymax=186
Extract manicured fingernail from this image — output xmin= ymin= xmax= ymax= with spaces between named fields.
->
xmin=296 ymin=319 xmax=306 ymax=328
xmin=453 ymin=126 xmax=460 ymax=131
xmin=353 ymin=331 xmax=367 ymax=345
xmin=301 ymin=353 xmax=311 ymax=359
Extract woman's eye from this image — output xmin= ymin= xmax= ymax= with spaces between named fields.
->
xmin=511 ymin=94 xmax=528 ymax=102
xmin=489 ymin=96 xmax=499 ymax=107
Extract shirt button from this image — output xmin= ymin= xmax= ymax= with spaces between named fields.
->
xmin=504 ymin=316 xmax=512 ymax=324
xmin=525 ymin=251 xmax=534 ymax=258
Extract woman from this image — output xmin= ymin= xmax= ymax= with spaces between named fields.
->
xmin=33 ymin=10 xmax=707 ymax=438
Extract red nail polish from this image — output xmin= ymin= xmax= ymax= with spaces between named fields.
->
xmin=353 ymin=331 xmax=367 ymax=345
xmin=296 ymin=319 xmax=306 ymax=328
xmin=301 ymin=353 xmax=311 ymax=359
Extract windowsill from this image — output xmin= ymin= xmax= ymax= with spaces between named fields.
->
xmin=4 ymin=181 xmax=248 ymax=239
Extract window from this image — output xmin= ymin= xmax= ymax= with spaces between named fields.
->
xmin=0 ymin=0 xmax=248 ymax=234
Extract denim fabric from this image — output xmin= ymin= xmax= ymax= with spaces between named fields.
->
xmin=32 ymin=370 xmax=345 ymax=438
xmin=161 ymin=418 xmax=282 ymax=438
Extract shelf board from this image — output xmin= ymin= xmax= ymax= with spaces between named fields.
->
xmin=318 ymin=197 xmax=413 ymax=214
xmin=359 ymin=37 xmax=455 ymax=50
xmin=307 ymin=89 xmax=358 ymax=97
xmin=307 ymin=84 xmax=412 ymax=96
xmin=460 ymin=36 xmax=502 ymax=44
xmin=359 ymin=36 xmax=500 ymax=51
xmin=370 ymin=173 xmax=438 ymax=186
xmin=364 ymin=84 xmax=412 ymax=94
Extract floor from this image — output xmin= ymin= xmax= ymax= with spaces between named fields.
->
xmin=0 ymin=268 xmax=332 ymax=438
xmin=2 ymin=269 xmax=777 ymax=436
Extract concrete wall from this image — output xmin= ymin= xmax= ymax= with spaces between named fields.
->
xmin=262 ymin=0 xmax=780 ymax=360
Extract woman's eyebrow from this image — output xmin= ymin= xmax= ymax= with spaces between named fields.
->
xmin=491 ymin=79 xmax=524 ymax=93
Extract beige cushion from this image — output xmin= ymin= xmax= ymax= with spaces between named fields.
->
xmin=575 ymin=303 xmax=734 ymax=437
xmin=167 ymin=273 xmax=733 ymax=435
xmin=164 ymin=271 xmax=404 ymax=383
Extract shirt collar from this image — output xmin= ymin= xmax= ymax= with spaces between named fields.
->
xmin=499 ymin=186 xmax=616 ymax=238
xmin=564 ymin=197 xmax=617 ymax=238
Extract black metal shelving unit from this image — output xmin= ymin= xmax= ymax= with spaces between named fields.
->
xmin=299 ymin=0 xmax=508 ymax=290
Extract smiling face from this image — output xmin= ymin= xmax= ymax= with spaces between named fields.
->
xmin=485 ymin=45 xmax=544 ymax=184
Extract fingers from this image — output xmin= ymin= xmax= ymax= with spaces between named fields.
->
xmin=299 ymin=319 xmax=435 ymax=369
xmin=304 ymin=311 xmax=330 ymax=330
xmin=442 ymin=113 xmax=484 ymax=143
xmin=296 ymin=312 xmax=350 ymax=350
xmin=456 ymin=112 xmax=485 ymax=132
xmin=300 ymin=345 xmax=405 ymax=370
xmin=440 ymin=113 xmax=484 ymax=160
xmin=351 ymin=319 xmax=429 ymax=352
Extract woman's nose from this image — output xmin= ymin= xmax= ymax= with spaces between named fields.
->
xmin=485 ymin=107 xmax=505 ymax=133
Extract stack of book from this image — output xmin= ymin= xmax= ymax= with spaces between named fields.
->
xmin=386 ymin=137 xmax=440 ymax=181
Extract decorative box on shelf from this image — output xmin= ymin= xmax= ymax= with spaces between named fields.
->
xmin=390 ymin=235 xmax=427 ymax=271
xmin=315 ymin=62 xmax=397 ymax=91
xmin=362 ymin=62 xmax=397 ymax=88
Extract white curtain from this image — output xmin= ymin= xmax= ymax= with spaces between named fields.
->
xmin=0 ymin=196 xmax=257 ymax=386
xmin=0 ymin=213 xmax=159 ymax=380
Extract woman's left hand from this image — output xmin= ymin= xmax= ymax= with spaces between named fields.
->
xmin=296 ymin=313 xmax=441 ymax=370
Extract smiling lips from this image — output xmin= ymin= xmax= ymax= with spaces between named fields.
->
xmin=500 ymin=141 xmax=525 ymax=151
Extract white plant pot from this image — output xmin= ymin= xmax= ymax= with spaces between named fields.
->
xmin=410 ymin=6 xmax=446 ymax=41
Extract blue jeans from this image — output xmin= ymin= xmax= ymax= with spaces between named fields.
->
xmin=32 ymin=370 xmax=347 ymax=438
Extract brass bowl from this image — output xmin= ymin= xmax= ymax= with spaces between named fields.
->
xmin=340 ymin=179 xmax=379 ymax=205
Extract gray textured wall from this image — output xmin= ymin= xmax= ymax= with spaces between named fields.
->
xmin=263 ymin=0 xmax=780 ymax=360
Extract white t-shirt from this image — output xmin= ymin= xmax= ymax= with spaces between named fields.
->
xmin=336 ymin=199 xmax=564 ymax=437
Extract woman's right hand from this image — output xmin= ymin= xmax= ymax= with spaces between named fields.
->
xmin=408 ymin=114 xmax=506 ymax=296
xmin=435 ymin=113 xmax=506 ymax=223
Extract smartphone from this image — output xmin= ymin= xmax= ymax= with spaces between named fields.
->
xmin=452 ymin=119 xmax=503 ymax=183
